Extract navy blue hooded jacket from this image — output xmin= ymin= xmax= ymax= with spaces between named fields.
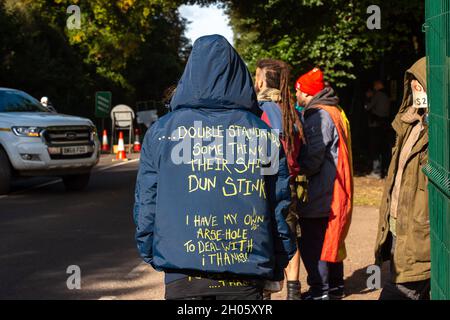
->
xmin=133 ymin=35 xmax=295 ymax=283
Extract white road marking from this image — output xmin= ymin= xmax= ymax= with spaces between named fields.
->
xmin=96 ymin=158 xmax=139 ymax=173
xmin=0 ymin=158 xmax=140 ymax=199
xmin=98 ymin=296 xmax=118 ymax=300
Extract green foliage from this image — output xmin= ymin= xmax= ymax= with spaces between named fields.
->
xmin=0 ymin=0 xmax=189 ymax=118
xmin=0 ymin=0 xmax=90 ymax=115
xmin=0 ymin=0 xmax=426 ymax=121
xmin=35 ymin=0 xmax=188 ymax=92
xmin=223 ymin=0 xmax=425 ymax=87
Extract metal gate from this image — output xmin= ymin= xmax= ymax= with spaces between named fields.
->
xmin=424 ymin=0 xmax=450 ymax=300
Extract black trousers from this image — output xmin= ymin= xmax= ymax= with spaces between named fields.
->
xmin=168 ymin=291 xmax=263 ymax=300
xmin=298 ymin=217 xmax=344 ymax=298
xmin=379 ymin=279 xmax=430 ymax=300
xmin=165 ymin=276 xmax=264 ymax=300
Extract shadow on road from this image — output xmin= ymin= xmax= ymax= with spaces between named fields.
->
xmin=344 ymin=262 xmax=389 ymax=299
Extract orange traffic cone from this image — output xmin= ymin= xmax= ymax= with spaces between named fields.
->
xmin=133 ymin=128 xmax=141 ymax=153
xmin=116 ymin=131 xmax=127 ymax=160
xmin=101 ymin=129 xmax=110 ymax=152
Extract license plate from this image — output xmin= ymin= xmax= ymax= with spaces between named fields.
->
xmin=62 ymin=146 xmax=89 ymax=155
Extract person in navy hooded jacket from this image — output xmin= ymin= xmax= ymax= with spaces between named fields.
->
xmin=133 ymin=35 xmax=296 ymax=300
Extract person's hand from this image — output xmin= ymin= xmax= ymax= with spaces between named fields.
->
xmin=295 ymin=175 xmax=308 ymax=203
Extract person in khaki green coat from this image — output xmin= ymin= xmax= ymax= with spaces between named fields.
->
xmin=374 ymin=57 xmax=430 ymax=300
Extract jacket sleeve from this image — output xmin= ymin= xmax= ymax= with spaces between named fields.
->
xmin=133 ymin=127 xmax=159 ymax=266
xmin=270 ymin=144 xmax=297 ymax=281
xmin=298 ymin=109 xmax=335 ymax=177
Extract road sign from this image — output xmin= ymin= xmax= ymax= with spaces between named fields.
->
xmin=111 ymin=104 xmax=135 ymax=128
xmin=95 ymin=91 xmax=112 ymax=118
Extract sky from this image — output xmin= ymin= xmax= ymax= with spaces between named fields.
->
xmin=178 ymin=4 xmax=234 ymax=46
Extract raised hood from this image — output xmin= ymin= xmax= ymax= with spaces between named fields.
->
xmin=170 ymin=34 xmax=258 ymax=112
xmin=398 ymin=57 xmax=427 ymax=114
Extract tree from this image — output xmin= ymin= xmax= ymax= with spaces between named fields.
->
xmin=30 ymin=0 xmax=189 ymax=92
xmin=0 ymin=0 xmax=426 ymax=119
xmin=0 ymin=0 xmax=91 ymax=115
xmin=0 ymin=0 xmax=191 ymax=117
xmin=222 ymin=0 xmax=425 ymax=87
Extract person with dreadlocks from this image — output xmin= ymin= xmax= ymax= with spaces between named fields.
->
xmin=254 ymin=59 xmax=306 ymax=300
xmin=295 ymin=68 xmax=353 ymax=300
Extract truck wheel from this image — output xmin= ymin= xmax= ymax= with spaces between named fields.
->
xmin=0 ymin=148 xmax=12 ymax=195
xmin=62 ymin=173 xmax=91 ymax=191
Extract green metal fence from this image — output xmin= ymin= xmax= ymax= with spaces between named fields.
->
xmin=424 ymin=0 xmax=450 ymax=300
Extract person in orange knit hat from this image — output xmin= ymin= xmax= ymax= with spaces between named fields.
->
xmin=295 ymin=68 xmax=325 ymax=96
xmin=295 ymin=68 xmax=354 ymax=300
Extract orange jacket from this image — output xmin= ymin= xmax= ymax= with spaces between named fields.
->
xmin=315 ymin=105 xmax=354 ymax=263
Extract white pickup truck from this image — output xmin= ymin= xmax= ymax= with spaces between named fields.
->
xmin=0 ymin=88 xmax=100 ymax=194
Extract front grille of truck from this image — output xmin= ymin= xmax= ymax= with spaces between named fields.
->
xmin=49 ymin=153 xmax=93 ymax=160
xmin=43 ymin=126 xmax=94 ymax=160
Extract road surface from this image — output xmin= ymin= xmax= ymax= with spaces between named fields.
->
xmin=0 ymin=155 xmax=146 ymax=299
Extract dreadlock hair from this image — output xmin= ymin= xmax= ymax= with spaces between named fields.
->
xmin=163 ymin=84 xmax=177 ymax=106
xmin=256 ymin=59 xmax=305 ymax=157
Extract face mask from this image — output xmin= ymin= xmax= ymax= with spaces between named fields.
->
xmin=412 ymin=86 xmax=428 ymax=109
xmin=295 ymin=102 xmax=304 ymax=112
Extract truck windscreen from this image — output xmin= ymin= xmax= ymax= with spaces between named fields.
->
xmin=0 ymin=90 xmax=48 ymax=112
